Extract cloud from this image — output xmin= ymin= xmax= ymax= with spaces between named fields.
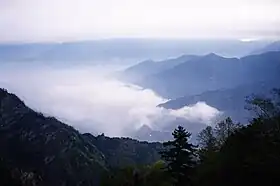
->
xmin=0 ymin=62 xmax=222 ymax=137
xmin=169 ymin=102 xmax=222 ymax=125
xmin=0 ymin=0 xmax=279 ymax=42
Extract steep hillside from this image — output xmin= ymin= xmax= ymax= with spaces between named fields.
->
xmin=84 ymin=133 xmax=162 ymax=168
xmin=0 ymin=88 xmax=161 ymax=186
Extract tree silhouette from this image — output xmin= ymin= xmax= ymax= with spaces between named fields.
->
xmin=197 ymin=126 xmax=217 ymax=162
xmin=215 ymin=117 xmax=240 ymax=146
xmin=160 ymin=126 xmax=197 ymax=186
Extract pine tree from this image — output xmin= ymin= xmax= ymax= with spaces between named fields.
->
xmin=160 ymin=126 xmax=197 ymax=186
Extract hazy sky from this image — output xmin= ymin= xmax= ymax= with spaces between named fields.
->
xmin=0 ymin=0 xmax=280 ymax=42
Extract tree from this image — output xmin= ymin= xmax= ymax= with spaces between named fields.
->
xmin=143 ymin=161 xmax=172 ymax=186
xmin=194 ymin=118 xmax=240 ymax=186
xmin=214 ymin=117 xmax=240 ymax=146
xmin=246 ymin=89 xmax=280 ymax=119
xmin=197 ymin=126 xmax=217 ymax=161
xmin=100 ymin=162 xmax=172 ymax=186
xmin=160 ymin=126 xmax=197 ymax=186
xmin=193 ymin=89 xmax=280 ymax=186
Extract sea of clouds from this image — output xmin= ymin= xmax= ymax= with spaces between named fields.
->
xmin=0 ymin=62 xmax=222 ymax=139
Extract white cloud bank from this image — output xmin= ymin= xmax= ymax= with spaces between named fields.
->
xmin=0 ymin=63 xmax=221 ymax=137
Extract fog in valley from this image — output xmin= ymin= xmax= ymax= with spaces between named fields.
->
xmin=0 ymin=61 xmax=221 ymax=140
xmin=0 ymin=0 xmax=279 ymax=140
xmin=0 ymin=0 xmax=280 ymax=185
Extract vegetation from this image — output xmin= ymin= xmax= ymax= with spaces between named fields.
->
xmin=160 ymin=126 xmax=197 ymax=186
xmin=0 ymin=88 xmax=161 ymax=186
xmin=1 ymin=88 xmax=280 ymax=186
xmin=102 ymin=89 xmax=280 ymax=186
xmin=101 ymin=161 xmax=171 ymax=186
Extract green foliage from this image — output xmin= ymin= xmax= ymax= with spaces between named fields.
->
xmin=197 ymin=116 xmax=241 ymax=163
xmin=197 ymin=126 xmax=217 ymax=162
xmin=100 ymin=126 xmax=198 ymax=186
xmin=197 ymin=126 xmax=216 ymax=150
xmin=2 ymin=86 xmax=280 ymax=186
xmin=214 ymin=117 xmax=241 ymax=146
xmin=246 ymin=88 xmax=280 ymax=119
xmin=84 ymin=133 xmax=162 ymax=168
xmin=100 ymin=161 xmax=172 ymax=186
xmin=194 ymin=88 xmax=280 ymax=186
xmin=100 ymin=126 xmax=199 ymax=186
xmin=0 ymin=88 xmax=161 ymax=186
xmin=160 ymin=126 xmax=197 ymax=186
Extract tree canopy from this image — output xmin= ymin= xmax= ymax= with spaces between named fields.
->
xmin=160 ymin=126 xmax=197 ymax=186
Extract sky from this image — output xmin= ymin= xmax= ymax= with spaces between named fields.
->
xmin=0 ymin=0 xmax=280 ymax=42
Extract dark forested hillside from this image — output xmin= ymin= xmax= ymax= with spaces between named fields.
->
xmin=1 ymin=87 xmax=280 ymax=186
xmin=101 ymin=89 xmax=280 ymax=186
xmin=193 ymin=89 xmax=280 ymax=186
xmin=0 ymin=88 xmax=161 ymax=186
xmin=83 ymin=133 xmax=162 ymax=168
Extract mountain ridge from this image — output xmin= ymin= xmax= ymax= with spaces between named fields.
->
xmin=0 ymin=88 xmax=161 ymax=186
xmin=117 ymin=54 xmax=198 ymax=83
xmin=159 ymin=80 xmax=280 ymax=123
xmin=250 ymin=40 xmax=280 ymax=55
xmin=133 ymin=51 xmax=280 ymax=98
xmin=0 ymin=39 xmax=271 ymax=62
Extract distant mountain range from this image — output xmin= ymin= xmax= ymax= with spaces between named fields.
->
xmin=122 ymin=51 xmax=280 ymax=99
xmin=0 ymin=39 xmax=271 ymax=62
xmin=119 ymin=41 xmax=280 ymax=124
xmin=158 ymin=81 xmax=280 ymax=123
xmin=132 ymin=116 xmax=207 ymax=143
xmin=117 ymin=55 xmax=198 ymax=83
xmin=1 ymin=39 xmax=280 ymax=185
xmin=250 ymin=41 xmax=280 ymax=55
xmin=0 ymin=88 xmax=162 ymax=186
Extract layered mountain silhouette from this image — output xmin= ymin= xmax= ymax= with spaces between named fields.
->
xmin=250 ymin=41 xmax=280 ymax=55
xmin=0 ymin=39 xmax=270 ymax=62
xmin=118 ymin=44 xmax=280 ymax=125
xmin=122 ymin=51 xmax=280 ymax=99
xmin=0 ymin=88 xmax=162 ymax=186
xmin=117 ymin=55 xmax=198 ymax=83
xmin=159 ymin=80 xmax=280 ymax=123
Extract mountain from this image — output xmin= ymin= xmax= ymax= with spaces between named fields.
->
xmin=132 ymin=120 xmax=206 ymax=143
xmin=118 ymin=55 xmax=198 ymax=83
xmin=250 ymin=41 xmax=280 ymax=55
xmin=136 ymin=53 xmax=240 ymax=98
xmin=0 ymin=88 xmax=161 ymax=186
xmin=0 ymin=39 xmax=270 ymax=62
xmin=137 ymin=51 xmax=280 ymax=98
xmin=132 ymin=125 xmax=173 ymax=142
xmin=83 ymin=133 xmax=162 ymax=168
xmin=159 ymin=80 xmax=280 ymax=123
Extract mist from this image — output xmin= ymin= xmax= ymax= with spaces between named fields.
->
xmin=0 ymin=62 xmax=222 ymax=139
